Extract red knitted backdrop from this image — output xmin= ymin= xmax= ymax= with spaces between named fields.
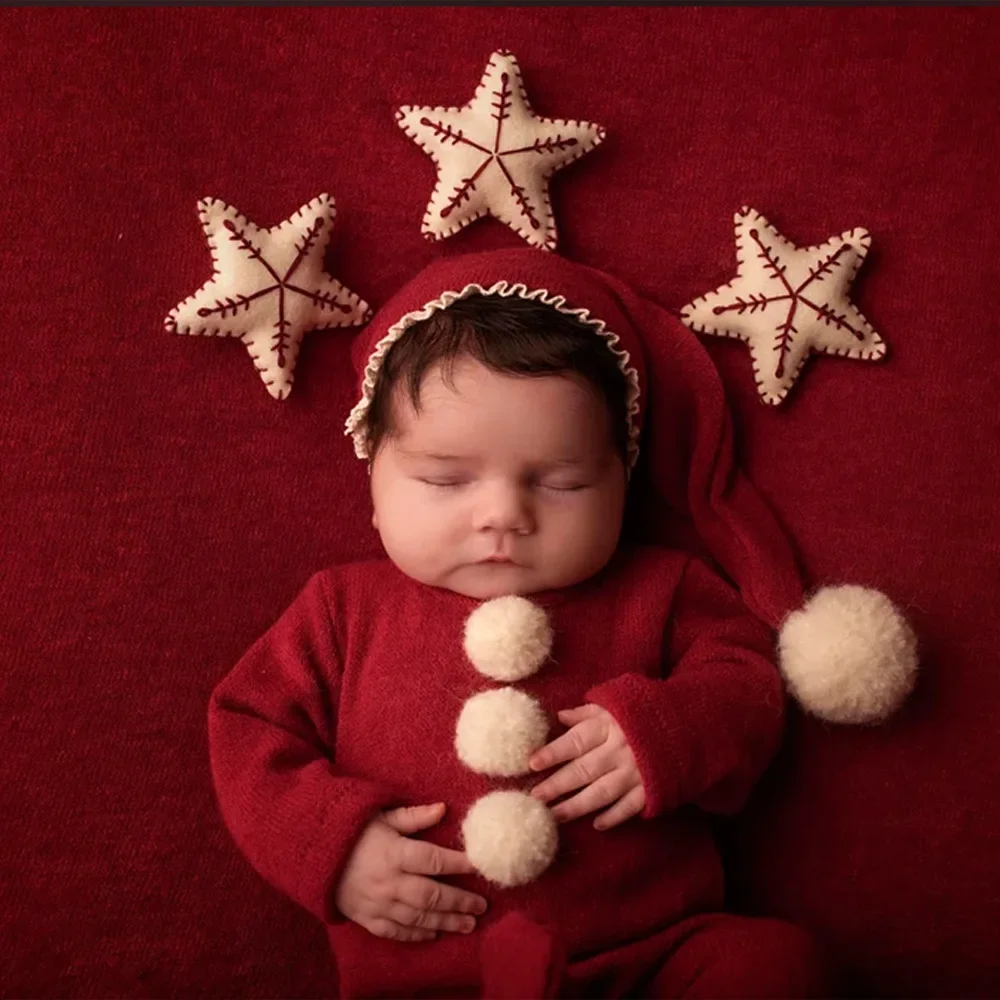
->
xmin=1 ymin=7 xmax=997 ymax=997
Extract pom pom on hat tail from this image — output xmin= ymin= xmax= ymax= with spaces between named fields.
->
xmin=778 ymin=584 xmax=919 ymax=724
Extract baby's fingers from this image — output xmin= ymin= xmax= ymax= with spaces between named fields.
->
xmin=557 ymin=705 xmax=602 ymax=726
xmin=398 ymin=838 xmax=477 ymax=877
xmin=593 ymin=785 xmax=646 ymax=830
xmin=529 ymin=719 xmax=604 ymax=773
xmin=550 ymin=770 xmax=627 ymax=823
xmin=362 ymin=916 xmax=437 ymax=944
xmin=531 ymin=745 xmax=612 ymax=804
xmin=382 ymin=802 xmax=446 ymax=835
xmin=398 ymin=874 xmax=488 ymax=916
xmin=387 ymin=902 xmax=477 ymax=934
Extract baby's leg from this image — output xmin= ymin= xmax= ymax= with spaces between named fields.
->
xmin=641 ymin=913 xmax=835 ymax=999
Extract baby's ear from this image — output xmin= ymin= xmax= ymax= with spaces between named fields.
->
xmin=371 ymin=510 xmax=379 ymax=530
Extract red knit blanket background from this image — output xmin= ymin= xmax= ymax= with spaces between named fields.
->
xmin=1 ymin=7 xmax=997 ymax=997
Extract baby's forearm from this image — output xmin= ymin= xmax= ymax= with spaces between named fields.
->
xmin=207 ymin=572 xmax=399 ymax=920
xmin=586 ymin=559 xmax=784 ymax=817
xmin=208 ymin=683 xmax=398 ymax=921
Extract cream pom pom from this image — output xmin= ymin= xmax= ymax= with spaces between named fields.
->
xmin=778 ymin=584 xmax=918 ymax=724
xmin=462 ymin=790 xmax=558 ymax=888
xmin=455 ymin=688 xmax=549 ymax=777
xmin=463 ymin=596 xmax=553 ymax=682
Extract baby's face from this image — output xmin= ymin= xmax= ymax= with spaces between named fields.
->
xmin=370 ymin=356 xmax=627 ymax=599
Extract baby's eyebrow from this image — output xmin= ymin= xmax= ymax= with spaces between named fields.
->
xmin=398 ymin=449 xmax=470 ymax=462
xmin=397 ymin=448 xmax=589 ymax=467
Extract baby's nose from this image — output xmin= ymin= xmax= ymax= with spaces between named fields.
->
xmin=474 ymin=481 xmax=534 ymax=535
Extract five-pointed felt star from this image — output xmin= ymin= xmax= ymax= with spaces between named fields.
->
xmin=396 ymin=49 xmax=606 ymax=251
xmin=680 ymin=207 xmax=887 ymax=405
xmin=165 ymin=194 xmax=370 ymax=400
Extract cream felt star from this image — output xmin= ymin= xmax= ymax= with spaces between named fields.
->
xmin=680 ymin=207 xmax=886 ymax=405
xmin=396 ymin=50 xmax=606 ymax=250
xmin=165 ymin=194 xmax=370 ymax=401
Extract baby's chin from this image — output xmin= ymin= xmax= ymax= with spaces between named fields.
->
xmin=439 ymin=563 xmax=544 ymax=600
xmin=387 ymin=553 xmax=609 ymax=600
xmin=436 ymin=561 xmax=594 ymax=600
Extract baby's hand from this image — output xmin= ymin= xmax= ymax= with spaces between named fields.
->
xmin=334 ymin=803 xmax=488 ymax=943
xmin=529 ymin=704 xmax=646 ymax=830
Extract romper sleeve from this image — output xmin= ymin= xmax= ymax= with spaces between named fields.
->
xmin=585 ymin=557 xmax=785 ymax=818
xmin=208 ymin=571 xmax=399 ymax=922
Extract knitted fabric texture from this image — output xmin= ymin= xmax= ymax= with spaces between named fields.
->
xmin=208 ymin=547 xmax=785 ymax=995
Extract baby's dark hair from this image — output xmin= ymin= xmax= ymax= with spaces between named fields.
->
xmin=361 ymin=292 xmax=631 ymax=460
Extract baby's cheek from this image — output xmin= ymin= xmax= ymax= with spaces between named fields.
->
xmin=552 ymin=499 xmax=598 ymax=537
xmin=443 ymin=500 xmax=476 ymax=549
xmin=412 ymin=497 xmax=464 ymax=555
xmin=564 ymin=505 xmax=619 ymax=568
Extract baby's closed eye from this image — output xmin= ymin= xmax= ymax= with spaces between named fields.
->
xmin=540 ymin=481 xmax=589 ymax=493
xmin=418 ymin=477 xmax=471 ymax=489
